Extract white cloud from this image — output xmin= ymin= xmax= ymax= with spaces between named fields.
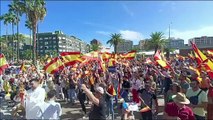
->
xmin=96 ymin=31 xmax=110 ymax=36
xmin=165 ymin=26 xmax=213 ymax=44
xmin=119 ymin=30 xmax=143 ymax=43
xmin=122 ymin=4 xmax=134 ymax=17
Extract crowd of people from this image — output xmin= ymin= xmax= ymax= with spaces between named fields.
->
xmin=0 ymin=54 xmax=213 ymax=120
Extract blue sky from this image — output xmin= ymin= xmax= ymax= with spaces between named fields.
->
xmin=1 ymin=1 xmax=213 ymax=49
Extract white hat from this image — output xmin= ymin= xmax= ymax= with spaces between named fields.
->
xmin=172 ymin=92 xmax=190 ymax=104
xmin=95 ymin=86 xmax=104 ymax=94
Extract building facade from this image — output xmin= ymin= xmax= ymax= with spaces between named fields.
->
xmin=169 ymin=38 xmax=184 ymax=49
xmin=116 ymin=40 xmax=133 ymax=53
xmin=138 ymin=39 xmax=149 ymax=50
xmin=36 ymin=31 xmax=88 ymax=56
xmin=188 ymin=36 xmax=213 ymax=47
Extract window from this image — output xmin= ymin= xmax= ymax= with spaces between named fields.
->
xmin=44 ymin=37 xmax=48 ymax=40
xmin=53 ymin=45 xmax=57 ymax=48
xmin=53 ymin=41 xmax=56 ymax=44
xmin=44 ymin=46 xmax=49 ymax=49
xmin=49 ymin=37 xmax=52 ymax=39
xmin=40 ymin=46 xmax=43 ymax=49
xmin=53 ymin=37 xmax=56 ymax=40
xmin=39 ymin=38 xmax=43 ymax=40
xmin=45 ymin=42 xmax=48 ymax=45
xmin=58 ymin=37 xmax=61 ymax=40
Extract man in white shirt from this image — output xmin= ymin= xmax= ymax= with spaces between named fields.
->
xmin=25 ymin=78 xmax=46 ymax=119
xmin=186 ymin=79 xmax=208 ymax=120
xmin=39 ymin=90 xmax=62 ymax=119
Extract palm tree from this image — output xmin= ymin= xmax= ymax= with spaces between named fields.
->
xmin=19 ymin=0 xmax=47 ymax=65
xmin=107 ymin=33 xmax=124 ymax=53
xmin=146 ymin=32 xmax=167 ymax=54
xmin=0 ymin=14 xmax=10 ymax=48
xmin=90 ymin=44 xmax=101 ymax=52
xmin=9 ymin=0 xmax=24 ymax=62
xmin=25 ymin=20 xmax=32 ymax=46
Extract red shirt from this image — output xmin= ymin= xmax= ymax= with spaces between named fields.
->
xmin=165 ymin=102 xmax=195 ymax=120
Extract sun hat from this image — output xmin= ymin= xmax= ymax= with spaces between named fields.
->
xmin=95 ymin=86 xmax=104 ymax=94
xmin=172 ymin=92 xmax=190 ymax=104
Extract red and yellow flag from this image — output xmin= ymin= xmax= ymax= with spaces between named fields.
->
xmin=107 ymin=85 xmax=117 ymax=96
xmin=154 ymin=50 xmax=170 ymax=68
xmin=154 ymin=50 xmax=162 ymax=60
xmin=145 ymin=57 xmax=152 ymax=64
xmin=43 ymin=57 xmax=64 ymax=74
xmin=20 ymin=63 xmax=26 ymax=72
xmin=191 ymin=42 xmax=213 ymax=71
xmin=60 ymin=52 xmax=82 ymax=66
xmin=121 ymin=51 xmax=136 ymax=60
xmin=207 ymin=50 xmax=213 ymax=56
xmin=0 ymin=53 xmax=9 ymax=74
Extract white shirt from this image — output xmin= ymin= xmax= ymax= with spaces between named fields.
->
xmin=186 ymin=88 xmax=208 ymax=117
xmin=39 ymin=100 xmax=62 ymax=119
xmin=25 ymin=86 xmax=46 ymax=119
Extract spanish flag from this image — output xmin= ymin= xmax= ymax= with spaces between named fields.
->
xmin=145 ymin=57 xmax=152 ymax=64
xmin=207 ymin=50 xmax=213 ymax=56
xmin=20 ymin=63 xmax=26 ymax=72
xmin=154 ymin=50 xmax=162 ymax=60
xmin=82 ymin=51 xmax=99 ymax=58
xmin=43 ymin=57 xmax=64 ymax=74
xmin=191 ymin=42 xmax=213 ymax=71
xmin=102 ymin=52 xmax=111 ymax=61
xmin=107 ymin=85 xmax=116 ymax=96
xmin=0 ymin=53 xmax=9 ymax=74
xmin=154 ymin=50 xmax=170 ymax=68
xmin=60 ymin=52 xmax=82 ymax=66
xmin=189 ymin=66 xmax=200 ymax=76
xmin=121 ymin=51 xmax=136 ymax=60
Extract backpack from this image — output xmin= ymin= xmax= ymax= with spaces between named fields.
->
xmin=189 ymin=90 xmax=202 ymax=105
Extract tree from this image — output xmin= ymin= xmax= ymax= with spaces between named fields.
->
xmin=0 ymin=12 xmax=17 ymax=61
xmin=20 ymin=49 xmax=32 ymax=60
xmin=146 ymin=32 xmax=168 ymax=54
xmin=25 ymin=20 xmax=32 ymax=46
xmin=9 ymin=0 xmax=24 ymax=61
xmin=90 ymin=44 xmax=101 ymax=52
xmin=19 ymin=0 xmax=47 ymax=65
xmin=107 ymin=33 xmax=124 ymax=53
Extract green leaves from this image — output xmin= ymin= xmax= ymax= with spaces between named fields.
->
xmin=106 ymin=33 xmax=124 ymax=53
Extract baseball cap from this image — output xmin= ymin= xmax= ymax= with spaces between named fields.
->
xmin=95 ymin=86 xmax=104 ymax=94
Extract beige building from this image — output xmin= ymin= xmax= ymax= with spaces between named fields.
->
xmin=117 ymin=40 xmax=133 ymax=53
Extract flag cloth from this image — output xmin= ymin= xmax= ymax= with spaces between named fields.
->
xmin=43 ymin=57 xmax=64 ymax=74
xmin=20 ymin=63 xmax=26 ymax=72
xmin=154 ymin=50 xmax=162 ymax=60
xmin=107 ymin=85 xmax=117 ymax=96
xmin=121 ymin=51 xmax=136 ymax=60
xmin=145 ymin=57 xmax=152 ymax=64
xmin=60 ymin=52 xmax=82 ymax=66
xmin=207 ymin=50 xmax=213 ymax=56
xmin=191 ymin=42 xmax=213 ymax=71
xmin=0 ymin=53 xmax=9 ymax=75
xmin=154 ymin=50 xmax=170 ymax=68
